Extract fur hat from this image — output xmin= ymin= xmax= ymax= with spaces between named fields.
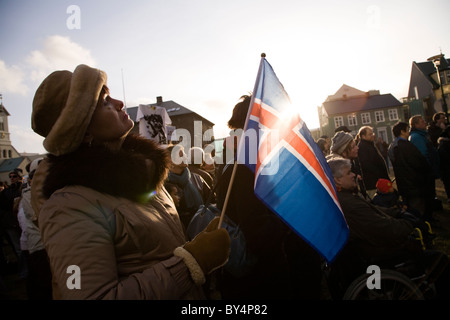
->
xmin=32 ymin=64 xmax=107 ymax=156
xmin=376 ymin=178 xmax=393 ymax=194
xmin=331 ymin=131 xmax=354 ymax=155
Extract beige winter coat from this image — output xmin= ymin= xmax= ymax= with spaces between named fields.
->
xmin=31 ymin=140 xmax=206 ymax=299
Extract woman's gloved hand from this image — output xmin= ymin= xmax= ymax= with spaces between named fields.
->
xmin=174 ymin=217 xmax=230 ymax=285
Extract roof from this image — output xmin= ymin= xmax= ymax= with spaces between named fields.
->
xmin=323 ymin=93 xmax=403 ymax=115
xmin=414 ymin=56 xmax=450 ymax=86
xmin=0 ymin=104 xmax=10 ymax=116
xmin=0 ymin=157 xmax=25 ymax=173
xmin=326 ymin=84 xmax=366 ymax=101
xmin=126 ymin=100 xmax=214 ymax=125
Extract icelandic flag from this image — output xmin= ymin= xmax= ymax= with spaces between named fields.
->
xmin=237 ymin=55 xmax=348 ymax=263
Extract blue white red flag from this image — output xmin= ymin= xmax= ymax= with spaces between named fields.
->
xmin=237 ymin=55 xmax=348 ymax=263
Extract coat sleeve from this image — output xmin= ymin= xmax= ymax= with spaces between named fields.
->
xmin=39 ymin=192 xmax=199 ymax=300
xmin=342 ymin=195 xmax=413 ymax=249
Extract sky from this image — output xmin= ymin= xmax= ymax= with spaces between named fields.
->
xmin=1 ymin=0 xmax=449 ymax=154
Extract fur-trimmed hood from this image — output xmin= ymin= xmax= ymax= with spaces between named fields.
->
xmin=43 ymin=134 xmax=170 ymax=203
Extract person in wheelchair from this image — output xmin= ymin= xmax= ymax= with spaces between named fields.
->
xmin=327 ymin=157 xmax=450 ymax=299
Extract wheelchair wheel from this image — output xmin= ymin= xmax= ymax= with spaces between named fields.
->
xmin=343 ymin=269 xmax=425 ymax=300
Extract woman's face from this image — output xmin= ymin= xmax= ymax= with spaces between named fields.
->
xmin=87 ymin=91 xmax=134 ymax=143
xmin=343 ymin=140 xmax=358 ymax=159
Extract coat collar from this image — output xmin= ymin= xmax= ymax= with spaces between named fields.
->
xmin=43 ymin=134 xmax=170 ymax=203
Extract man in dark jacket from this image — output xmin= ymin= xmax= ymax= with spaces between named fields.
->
xmin=357 ymin=126 xmax=390 ymax=199
xmin=388 ymin=121 xmax=433 ymax=220
xmin=427 ymin=112 xmax=447 ymax=148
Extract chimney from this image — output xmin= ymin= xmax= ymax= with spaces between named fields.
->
xmin=156 ymin=96 xmax=163 ymax=105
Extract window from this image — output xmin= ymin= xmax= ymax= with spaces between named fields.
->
xmin=348 ymin=114 xmax=357 ymax=127
xmin=377 ymin=127 xmax=388 ymax=143
xmin=388 ymin=109 xmax=398 ymax=121
xmin=361 ymin=113 xmax=371 ymax=124
xmin=0 ymin=118 xmax=4 ymax=131
xmin=334 ymin=116 xmax=344 ymax=128
xmin=375 ymin=110 xmax=385 ymax=122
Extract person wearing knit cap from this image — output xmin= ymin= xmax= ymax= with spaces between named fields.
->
xmin=30 ymin=64 xmax=230 ymax=300
xmin=371 ymin=178 xmax=402 ymax=209
xmin=330 ymin=131 xmax=355 ymax=157
xmin=327 ymin=131 xmax=367 ymax=197
xmin=376 ymin=178 xmax=393 ymax=194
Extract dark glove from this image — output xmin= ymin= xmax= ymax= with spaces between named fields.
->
xmin=174 ymin=217 xmax=230 ymax=285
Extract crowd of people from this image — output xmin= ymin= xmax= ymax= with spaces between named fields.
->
xmin=0 ymin=63 xmax=449 ymax=300
xmin=319 ymin=114 xmax=450 ymax=299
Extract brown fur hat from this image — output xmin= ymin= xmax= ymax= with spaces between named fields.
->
xmin=32 ymin=64 xmax=107 ymax=156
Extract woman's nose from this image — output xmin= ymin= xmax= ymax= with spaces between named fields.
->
xmin=112 ymin=97 xmax=124 ymax=110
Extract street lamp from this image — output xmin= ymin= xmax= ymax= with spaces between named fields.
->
xmin=428 ymin=54 xmax=449 ymax=120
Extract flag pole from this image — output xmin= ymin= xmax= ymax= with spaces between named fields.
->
xmin=218 ymin=53 xmax=266 ymax=229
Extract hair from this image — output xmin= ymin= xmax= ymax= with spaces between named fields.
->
xmin=316 ymin=138 xmax=327 ymax=152
xmin=409 ymin=115 xmax=423 ymax=129
xmin=340 ymin=139 xmax=357 ymax=158
xmin=227 ymin=95 xmax=252 ymax=130
xmin=392 ymin=121 xmax=409 ymax=138
xmin=357 ymin=126 xmax=372 ymax=139
xmin=9 ymin=168 xmax=23 ymax=178
xmin=327 ymin=158 xmax=352 ymax=179
xmin=433 ymin=112 xmax=446 ymax=123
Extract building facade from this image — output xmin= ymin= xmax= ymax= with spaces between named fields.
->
xmin=0 ymin=102 xmax=37 ymax=182
xmin=318 ymin=84 xmax=407 ymax=144
xmin=127 ymin=96 xmax=215 ymax=150
xmin=407 ymin=53 xmax=450 ymax=121
xmin=0 ymin=103 xmax=20 ymax=160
